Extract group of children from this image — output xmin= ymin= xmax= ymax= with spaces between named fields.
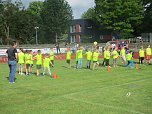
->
xmin=17 ymin=44 xmax=151 ymax=76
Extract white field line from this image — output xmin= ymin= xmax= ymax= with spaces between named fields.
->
xmin=64 ymin=96 xmax=145 ymax=114
xmin=63 ymin=77 xmax=152 ymax=96
xmin=61 ymin=78 xmax=152 ymax=114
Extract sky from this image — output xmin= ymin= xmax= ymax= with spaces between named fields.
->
xmin=20 ymin=0 xmax=95 ymax=19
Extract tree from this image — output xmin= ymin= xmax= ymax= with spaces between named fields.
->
xmin=41 ymin=0 xmax=73 ymax=43
xmin=81 ymin=7 xmax=95 ymax=19
xmin=95 ymin=0 xmax=144 ymax=38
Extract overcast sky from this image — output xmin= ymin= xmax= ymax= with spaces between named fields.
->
xmin=20 ymin=0 xmax=95 ymax=19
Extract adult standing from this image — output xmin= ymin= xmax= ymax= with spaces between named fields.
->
xmin=6 ymin=41 xmax=18 ymax=83
xmin=55 ymin=42 xmax=61 ymax=54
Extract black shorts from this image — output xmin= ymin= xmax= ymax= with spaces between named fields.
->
xmin=140 ymin=57 xmax=144 ymax=61
xmin=36 ymin=65 xmax=41 ymax=69
xmin=76 ymin=61 xmax=78 ymax=64
xmin=66 ymin=60 xmax=70 ymax=63
xmin=26 ymin=64 xmax=30 ymax=69
xmin=93 ymin=61 xmax=97 ymax=63
xmin=51 ymin=60 xmax=54 ymax=65
xmin=30 ymin=64 xmax=33 ymax=67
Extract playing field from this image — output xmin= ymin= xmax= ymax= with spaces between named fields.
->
xmin=0 ymin=60 xmax=152 ymax=114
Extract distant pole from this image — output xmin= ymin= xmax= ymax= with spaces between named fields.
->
xmin=35 ymin=26 xmax=39 ymax=45
xmin=55 ymin=32 xmax=58 ymax=43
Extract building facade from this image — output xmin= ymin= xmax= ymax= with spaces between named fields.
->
xmin=68 ymin=19 xmax=113 ymax=43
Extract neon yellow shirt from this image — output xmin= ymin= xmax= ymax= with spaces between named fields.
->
xmin=126 ymin=53 xmax=132 ymax=60
xmin=78 ymin=50 xmax=83 ymax=58
xmin=146 ymin=48 xmax=151 ymax=55
xmin=104 ymin=50 xmax=107 ymax=58
xmin=139 ymin=49 xmax=144 ymax=57
xmin=36 ymin=54 xmax=42 ymax=65
xmin=75 ymin=50 xmax=79 ymax=61
xmin=50 ymin=51 xmax=54 ymax=60
xmin=120 ymin=49 xmax=125 ymax=56
xmin=43 ymin=57 xmax=50 ymax=67
xmin=66 ymin=51 xmax=71 ymax=60
xmin=18 ymin=52 xmax=24 ymax=64
xmin=25 ymin=54 xmax=31 ymax=64
xmin=112 ymin=50 xmax=118 ymax=59
xmin=86 ymin=51 xmax=92 ymax=60
xmin=106 ymin=50 xmax=110 ymax=59
xmin=29 ymin=54 xmax=33 ymax=64
xmin=93 ymin=52 xmax=100 ymax=61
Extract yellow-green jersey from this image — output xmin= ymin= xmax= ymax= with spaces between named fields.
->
xmin=75 ymin=50 xmax=79 ymax=61
xmin=93 ymin=52 xmax=100 ymax=61
xmin=103 ymin=50 xmax=107 ymax=58
xmin=77 ymin=49 xmax=83 ymax=58
xmin=66 ymin=51 xmax=71 ymax=60
xmin=86 ymin=51 xmax=92 ymax=60
xmin=112 ymin=50 xmax=118 ymax=59
xmin=50 ymin=51 xmax=54 ymax=60
xmin=106 ymin=50 xmax=110 ymax=59
xmin=43 ymin=57 xmax=50 ymax=68
xmin=36 ymin=54 xmax=42 ymax=65
xmin=25 ymin=54 xmax=31 ymax=64
xmin=120 ymin=49 xmax=126 ymax=56
xmin=18 ymin=52 xmax=25 ymax=64
xmin=139 ymin=49 xmax=144 ymax=57
xmin=29 ymin=54 xmax=33 ymax=64
xmin=126 ymin=53 xmax=132 ymax=61
xmin=146 ymin=48 xmax=151 ymax=55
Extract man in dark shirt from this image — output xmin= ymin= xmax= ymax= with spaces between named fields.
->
xmin=6 ymin=41 xmax=18 ymax=83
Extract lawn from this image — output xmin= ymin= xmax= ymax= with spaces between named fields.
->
xmin=0 ymin=59 xmax=152 ymax=114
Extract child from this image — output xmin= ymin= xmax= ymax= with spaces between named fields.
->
xmin=29 ymin=50 xmax=33 ymax=74
xmin=85 ymin=48 xmax=92 ymax=69
xmin=50 ymin=48 xmax=55 ymax=67
xmin=120 ymin=47 xmax=126 ymax=64
xmin=18 ymin=48 xmax=25 ymax=75
xmin=25 ymin=50 xmax=31 ymax=75
xmin=66 ymin=48 xmax=71 ymax=68
xmin=139 ymin=46 xmax=145 ymax=64
xmin=77 ymin=47 xmax=83 ymax=69
xmin=105 ymin=48 xmax=111 ymax=67
xmin=146 ymin=45 xmax=151 ymax=64
xmin=125 ymin=50 xmax=134 ymax=68
xmin=112 ymin=48 xmax=118 ymax=67
xmin=43 ymin=54 xmax=52 ymax=76
xmin=102 ymin=48 xmax=107 ymax=66
xmin=92 ymin=49 xmax=100 ymax=70
xmin=75 ymin=49 xmax=79 ymax=69
xmin=35 ymin=50 xmax=42 ymax=76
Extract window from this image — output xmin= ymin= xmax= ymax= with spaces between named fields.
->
xmin=70 ymin=35 xmax=76 ymax=43
xmin=70 ymin=25 xmax=76 ymax=33
xmin=79 ymin=25 xmax=82 ymax=32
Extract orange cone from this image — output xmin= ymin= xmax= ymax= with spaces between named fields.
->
xmin=52 ymin=71 xmax=58 ymax=78
xmin=107 ymin=65 xmax=110 ymax=72
xmin=136 ymin=63 xmax=139 ymax=70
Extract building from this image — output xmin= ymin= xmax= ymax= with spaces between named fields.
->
xmin=141 ymin=33 xmax=152 ymax=43
xmin=68 ymin=19 xmax=113 ymax=43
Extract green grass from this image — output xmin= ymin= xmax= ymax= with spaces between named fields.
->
xmin=0 ymin=60 xmax=152 ymax=114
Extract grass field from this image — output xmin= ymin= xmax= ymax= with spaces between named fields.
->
xmin=0 ymin=60 xmax=152 ymax=114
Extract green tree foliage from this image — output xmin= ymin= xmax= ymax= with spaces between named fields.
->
xmin=95 ymin=0 xmax=144 ymax=38
xmin=81 ymin=7 xmax=95 ymax=19
xmin=41 ymin=0 xmax=73 ymax=43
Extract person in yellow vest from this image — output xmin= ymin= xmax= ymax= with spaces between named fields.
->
xmin=125 ymin=50 xmax=134 ymax=68
xmin=101 ymin=47 xmax=107 ymax=66
xmin=146 ymin=45 xmax=151 ymax=64
xmin=18 ymin=48 xmax=25 ymax=75
xmin=112 ymin=48 xmax=118 ymax=67
xmin=25 ymin=50 xmax=31 ymax=75
xmin=66 ymin=48 xmax=72 ymax=68
xmin=120 ymin=47 xmax=126 ymax=64
xmin=35 ymin=50 xmax=42 ymax=76
xmin=77 ymin=46 xmax=83 ymax=69
xmin=75 ymin=48 xmax=79 ymax=69
xmin=85 ymin=48 xmax=92 ymax=69
xmin=29 ymin=50 xmax=34 ymax=74
xmin=43 ymin=54 xmax=52 ymax=76
xmin=139 ymin=46 xmax=145 ymax=64
xmin=50 ymin=48 xmax=55 ymax=67
xmin=92 ymin=49 xmax=100 ymax=70
xmin=105 ymin=47 xmax=111 ymax=67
